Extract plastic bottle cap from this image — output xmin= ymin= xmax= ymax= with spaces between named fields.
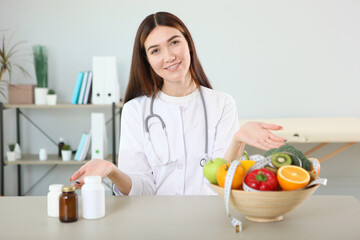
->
xmin=49 ymin=184 xmax=64 ymax=191
xmin=59 ymin=137 xmax=64 ymax=142
xmin=84 ymin=176 xmax=102 ymax=184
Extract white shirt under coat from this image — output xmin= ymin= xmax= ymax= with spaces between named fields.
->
xmin=114 ymin=86 xmax=239 ymax=195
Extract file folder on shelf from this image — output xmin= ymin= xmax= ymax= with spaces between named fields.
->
xmin=92 ymin=56 xmax=120 ymax=104
xmin=91 ymin=113 xmax=108 ymax=159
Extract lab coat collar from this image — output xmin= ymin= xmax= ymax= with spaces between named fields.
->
xmin=158 ymin=88 xmax=199 ymax=105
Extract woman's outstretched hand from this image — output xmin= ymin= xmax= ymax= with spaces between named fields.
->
xmin=70 ymin=159 xmax=116 ymax=189
xmin=235 ymin=121 xmax=286 ymax=151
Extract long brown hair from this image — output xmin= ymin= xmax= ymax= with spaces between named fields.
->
xmin=124 ymin=12 xmax=212 ymax=103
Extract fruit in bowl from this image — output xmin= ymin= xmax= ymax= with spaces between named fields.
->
xmin=208 ymin=144 xmax=326 ymax=223
xmin=277 ymin=165 xmax=311 ymax=191
xmin=203 ymin=158 xmax=227 ymax=184
xmin=211 ymin=182 xmax=320 ymax=222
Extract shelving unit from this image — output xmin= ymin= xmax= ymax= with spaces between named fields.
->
xmin=0 ymin=102 xmax=123 ymax=196
xmin=4 ymin=154 xmax=116 ymax=165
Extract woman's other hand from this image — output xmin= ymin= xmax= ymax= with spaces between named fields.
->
xmin=70 ymin=159 xmax=116 ymax=189
xmin=235 ymin=121 xmax=286 ymax=151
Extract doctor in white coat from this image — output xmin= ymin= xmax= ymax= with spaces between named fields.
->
xmin=70 ymin=12 xmax=286 ymax=195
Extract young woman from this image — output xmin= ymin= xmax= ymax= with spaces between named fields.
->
xmin=70 ymin=12 xmax=286 ymax=195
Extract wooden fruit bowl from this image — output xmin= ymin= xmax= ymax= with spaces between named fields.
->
xmin=211 ymin=183 xmax=319 ymax=222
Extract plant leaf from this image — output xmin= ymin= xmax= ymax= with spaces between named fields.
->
xmin=2 ymin=35 xmax=5 ymax=59
xmin=15 ymin=64 xmax=30 ymax=77
xmin=7 ymin=40 xmax=27 ymax=60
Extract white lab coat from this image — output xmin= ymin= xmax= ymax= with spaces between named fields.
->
xmin=114 ymin=86 xmax=239 ymax=195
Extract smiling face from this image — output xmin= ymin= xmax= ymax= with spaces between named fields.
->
xmin=144 ymin=26 xmax=192 ymax=90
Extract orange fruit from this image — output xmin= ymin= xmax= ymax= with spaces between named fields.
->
xmin=217 ymin=163 xmax=245 ymax=189
xmin=277 ymin=165 xmax=310 ymax=191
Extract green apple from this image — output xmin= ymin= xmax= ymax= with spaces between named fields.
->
xmin=203 ymin=158 xmax=227 ymax=184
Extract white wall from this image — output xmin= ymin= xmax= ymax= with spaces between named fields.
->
xmin=1 ymin=0 xmax=359 ymax=196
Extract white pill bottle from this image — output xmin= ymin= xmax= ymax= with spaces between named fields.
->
xmin=81 ymin=176 xmax=105 ymax=219
xmin=47 ymin=184 xmax=64 ymax=217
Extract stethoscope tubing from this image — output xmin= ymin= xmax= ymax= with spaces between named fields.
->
xmin=144 ymin=88 xmax=209 ymax=166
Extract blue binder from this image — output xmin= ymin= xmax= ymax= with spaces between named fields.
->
xmin=71 ymin=72 xmax=84 ymax=104
xmin=74 ymin=133 xmax=87 ymax=161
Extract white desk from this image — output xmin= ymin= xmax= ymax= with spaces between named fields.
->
xmin=239 ymin=117 xmax=360 ymax=162
xmin=0 ymin=195 xmax=359 ymax=239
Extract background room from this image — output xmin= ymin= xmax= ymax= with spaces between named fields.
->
xmin=0 ymin=0 xmax=359 ymax=198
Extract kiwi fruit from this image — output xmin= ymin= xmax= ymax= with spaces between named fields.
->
xmin=271 ymin=153 xmax=292 ymax=169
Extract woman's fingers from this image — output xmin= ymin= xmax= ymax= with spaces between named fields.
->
xmin=260 ymin=122 xmax=287 ymax=143
xmin=260 ymin=122 xmax=287 ymax=142
xmin=253 ymin=142 xmax=272 ymax=151
xmin=69 ymin=159 xmax=115 ymax=188
xmin=265 ymin=140 xmax=284 ymax=149
xmin=70 ymin=167 xmax=89 ymax=189
xmin=69 ymin=166 xmax=86 ymax=182
xmin=260 ymin=122 xmax=283 ymax=131
xmin=258 ymin=138 xmax=283 ymax=150
xmin=268 ymin=133 xmax=287 ymax=142
xmin=236 ymin=121 xmax=287 ymax=151
xmin=72 ymin=182 xmax=83 ymax=189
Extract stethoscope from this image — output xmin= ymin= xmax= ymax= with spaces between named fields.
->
xmin=144 ymin=88 xmax=210 ymax=167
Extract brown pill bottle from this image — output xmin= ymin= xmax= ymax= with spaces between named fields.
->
xmin=59 ymin=185 xmax=78 ymax=223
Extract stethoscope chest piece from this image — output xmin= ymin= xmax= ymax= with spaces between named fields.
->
xmin=200 ymin=156 xmax=211 ymax=167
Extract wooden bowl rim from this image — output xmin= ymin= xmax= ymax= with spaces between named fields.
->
xmin=211 ymin=183 xmax=319 ymax=195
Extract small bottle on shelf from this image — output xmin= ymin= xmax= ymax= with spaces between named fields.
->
xmin=58 ymin=137 xmax=65 ymax=157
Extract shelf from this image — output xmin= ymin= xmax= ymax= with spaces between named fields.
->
xmin=0 ymin=101 xmax=121 ymax=196
xmin=4 ymin=154 xmax=116 ymax=165
xmin=3 ymin=102 xmax=124 ymax=109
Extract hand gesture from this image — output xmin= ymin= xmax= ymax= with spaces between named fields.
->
xmin=235 ymin=121 xmax=286 ymax=150
xmin=70 ymin=159 xmax=116 ymax=189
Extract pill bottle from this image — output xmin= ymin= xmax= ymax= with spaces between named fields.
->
xmin=59 ymin=185 xmax=78 ymax=223
xmin=82 ymin=176 xmax=105 ymax=219
xmin=58 ymin=137 xmax=65 ymax=157
xmin=47 ymin=184 xmax=64 ymax=217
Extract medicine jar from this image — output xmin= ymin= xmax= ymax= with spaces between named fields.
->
xmin=59 ymin=185 xmax=78 ymax=223
xmin=47 ymin=184 xmax=63 ymax=217
xmin=81 ymin=176 xmax=105 ymax=219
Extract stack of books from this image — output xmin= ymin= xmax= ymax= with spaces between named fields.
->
xmin=74 ymin=132 xmax=92 ymax=161
xmin=71 ymin=71 xmax=93 ymax=104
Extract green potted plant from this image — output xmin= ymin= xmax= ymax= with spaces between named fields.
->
xmin=33 ymin=45 xmax=48 ymax=105
xmin=0 ymin=32 xmax=31 ymax=102
xmin=7 ymin=143 xmax=16 ymax=162
xmin=61 ymin=144 xmax=72 ymax=161
xmin=46 ymin=88 xmax=57 ymax=105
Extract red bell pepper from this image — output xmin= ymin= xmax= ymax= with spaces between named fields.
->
xmin=244 ymin=168 xmax=278 ymax=191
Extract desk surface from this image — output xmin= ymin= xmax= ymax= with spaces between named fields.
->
xmin=239 ymin=117 xmax=360 ymax=142
xmin=0 ymin=195 xmax=359 ymax=240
